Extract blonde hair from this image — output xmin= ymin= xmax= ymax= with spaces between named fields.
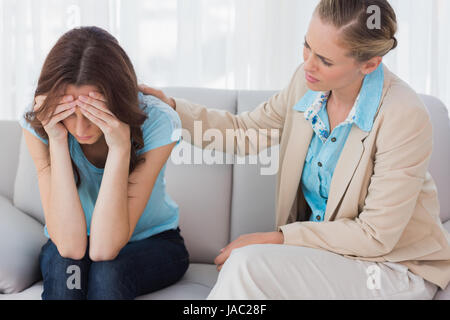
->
xmin=316 ymin=0 xmax=397 ymax=62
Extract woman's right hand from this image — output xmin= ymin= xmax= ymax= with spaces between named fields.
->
xmin=34 ymin=95 xmax=77 ymax=141
xmin=138 ymin=84 xmax=176 ymax=110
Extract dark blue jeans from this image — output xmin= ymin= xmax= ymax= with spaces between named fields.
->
xmin=39 ymin=227 xmax=189 ymax=300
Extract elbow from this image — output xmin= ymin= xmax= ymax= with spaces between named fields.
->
xmin=364 ymin=238 xmax=396 ymax=258
xmin=89 ymin=251 xmax=118 ymax=262
xmin=88 ymin=232 xmax=130 ymax=262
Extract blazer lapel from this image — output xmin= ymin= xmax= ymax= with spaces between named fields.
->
xmin=276 ymin=114 xmax=369 ymax=226
xmin=324 ymin=126 xmax=369 ymax=221
xmin=323 ymin=64 xmax=392 ymax=221
xmin=276 ymin=112 xmax=313 ymax=227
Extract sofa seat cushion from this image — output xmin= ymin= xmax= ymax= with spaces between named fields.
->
xmin=137 ymin=263 xmax=218 ymax=300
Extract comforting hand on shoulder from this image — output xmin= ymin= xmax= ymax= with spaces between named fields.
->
xmin=138 ymin=84 xmax=176 ymax=110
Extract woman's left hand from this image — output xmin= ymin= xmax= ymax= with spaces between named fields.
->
xmin=214 ymin=231 xmax=284 ymax=271
xmin=77 ymin=92 xmax=131 ymax=151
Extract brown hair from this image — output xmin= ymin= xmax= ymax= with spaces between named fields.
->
xmin=24 ymin=26 xmax=148 ymax=188
xmin=316 ymin=0 xmax=398 ymax=62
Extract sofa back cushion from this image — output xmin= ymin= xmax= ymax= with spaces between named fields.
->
xmin=164 ymin=87 xmax=237 ymax=263
xmin=229 ymin=90 xmax=278 ymax=240
xmin=419 ymin=95 xmax=450 ymax=223
xmin=13 ymin=136 xmax=45 ymax=225
xmin=0 ymin=121 xmax=22 ymax=201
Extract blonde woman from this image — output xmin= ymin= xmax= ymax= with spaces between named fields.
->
xmin=140 ymin=0 xmax=450 ymax=299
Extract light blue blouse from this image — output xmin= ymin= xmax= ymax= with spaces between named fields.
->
xmin=293 ymin=64 xmax=384 ymax=222
xmin=19 ymin=92 xmax=182 ymax=242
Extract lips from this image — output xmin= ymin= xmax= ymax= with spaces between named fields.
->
xmin=305 ymin=73 xmax=319 ymax=83
xmin=77 ymin=135 xmax=92 ymax=140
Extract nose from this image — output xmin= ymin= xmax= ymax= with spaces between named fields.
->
xmin=74 ymin=108 xmax=91 ymax=137
xmin=303 ymin=51 xmax=318 ymax=74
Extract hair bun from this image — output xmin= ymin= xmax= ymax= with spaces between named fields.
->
xmin=391 ymin=36 xmax=398 ymax=50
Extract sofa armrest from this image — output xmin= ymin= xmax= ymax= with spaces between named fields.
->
xmin=0 ymin=195 xmax=47 ymax=294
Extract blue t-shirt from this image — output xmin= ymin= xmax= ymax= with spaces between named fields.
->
xmin=19 ymin=92 xmax=182 ymax=242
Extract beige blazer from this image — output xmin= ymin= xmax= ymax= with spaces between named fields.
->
xmin=173 ymin=63 xmax=450 ymax=290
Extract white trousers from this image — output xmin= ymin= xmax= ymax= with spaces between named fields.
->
xmin=206 ymin=244 xmax=438 ymax=300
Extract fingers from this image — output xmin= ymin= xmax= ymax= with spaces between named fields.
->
xmin=78 ymin=94 xmax=115 ymax=118
xmin=138 ymin=84 xmax=153 ymax=94
xmin=33 ymin=95 xmax=73 ymax=112
xmin=78 ymin=106 xmax=108 ymax=130
xmin=138 ymin=84 xmax=164 ymax=98
xmin=88 ymin=91 xmax=107 ymax=103
xmin=214 ymin=249 xmax=229 ymax=266
xmin=138 ymin=84 xmax=176 ymax=109
xmin=78 ymin=95 xmax=110 ymax=113
xmin=33 ymin=95 xmax=46 ymax=111
xmin=45 ymin=107 xmax=76 ymax=127
xmin=77 ymin=100 xmax=116 ymax=127
xmin=53 ymin=100 xmax=77 ymax=115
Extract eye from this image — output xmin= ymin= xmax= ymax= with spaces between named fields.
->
xmin=303 ymin=42 xmax=310 ymax=50
xmin=321 ymin=59 xmax=333 ymax=67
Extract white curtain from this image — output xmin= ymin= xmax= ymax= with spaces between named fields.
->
xmin=0 ymin=0 xmax=449 ymax=121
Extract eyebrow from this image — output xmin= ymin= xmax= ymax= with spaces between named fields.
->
xmin=304 ymin=37 xmax=334 ymax=63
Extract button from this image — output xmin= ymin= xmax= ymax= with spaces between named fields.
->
xmin=316 ymin=215 xmax=321 ymax=221
xmin=318 ymin=162 xmax=322 ymax=167
xmin=331 ymin=137 xmax=336 ymax=142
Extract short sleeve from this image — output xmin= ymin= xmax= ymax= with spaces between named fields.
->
xmin=136 ymin=94 xmax=182 ymax=157
xmin=18 ymin=104 xmax=49 ymax=146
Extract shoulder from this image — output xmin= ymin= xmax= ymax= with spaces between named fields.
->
xmin=374 ymin=67 xmax=433 ymax=148
xmin=136 ymin=93 xmax=182 ymax=155
xmin=139 ymin=92 xmax=181 ymax=131
xmin=379 ymin=66 xmax=431 ymax=122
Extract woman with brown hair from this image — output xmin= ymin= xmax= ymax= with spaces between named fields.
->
xmin=140 ymin=0 xmax=450 ymax=299
xmin=20 ymin=26 xmax=189 ymax=299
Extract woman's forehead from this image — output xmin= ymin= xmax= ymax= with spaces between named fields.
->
xmin=306 ymin=14 xmax=349 ymax=62
xmin=64 ymin=84 xmax=100 ymax=98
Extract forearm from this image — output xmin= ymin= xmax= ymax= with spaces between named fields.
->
xmin=48 ymin=138 xmax=87 ymax=258
xmin=89 ymin=146 xmax=131 ymax=260
xmin=173 ymin=97 xmax=284 ymax=157
xmin=172 ymin=64 xmax=306 ymax=156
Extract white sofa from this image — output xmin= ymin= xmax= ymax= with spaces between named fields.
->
xmin=0 ymin=88 xmax=449 ymax=300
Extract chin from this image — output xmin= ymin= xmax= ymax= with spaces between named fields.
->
xmin=75 ymin=135 xmax=99 ymax=144
xmin=306 ymin=82 xmax=321 ymax=91
xmin=306 ymin=82 xmax=330 ymax=93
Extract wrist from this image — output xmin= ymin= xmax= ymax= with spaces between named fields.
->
xmin=49 ymin=136 xmax=68 ymax=147
xmin=273 ymin=231 xmax=284 ymax=244
xmin=108 ymin=145 xmax=131 ymax=156
xmin=265 ymin=231 xmax=284 ymax=244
